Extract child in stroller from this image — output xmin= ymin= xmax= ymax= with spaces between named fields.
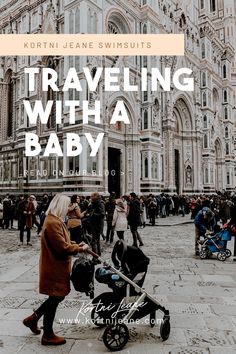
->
xmin=198 ymin=222 xmax=232 ymax=261
xmin=89 ymin=240 xmax=170 ymax=351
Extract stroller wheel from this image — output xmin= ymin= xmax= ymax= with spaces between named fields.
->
xmin=103 ymin=323 xmax=129 ymax=351
xmin=150 ymin=311 xmax=156 ymax=327
xmin=199 ymin=249 xmax=207 ymax=259
xmin=160 ymin=316 xmax=170 ymax=341
xmin=217 ymin=252 xmax=227 ymax=262
xmin=91 ymin=307 xmax=106 ymax=328
xmin=226 ymin=249 xmax=232 ymax=258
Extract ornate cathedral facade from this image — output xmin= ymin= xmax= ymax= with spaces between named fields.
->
xmin=0 ymin=0 xmax=235 ymax=196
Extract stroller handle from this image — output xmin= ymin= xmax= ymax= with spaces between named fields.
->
xmin=86 ymin=249 xmax=99 ymax=259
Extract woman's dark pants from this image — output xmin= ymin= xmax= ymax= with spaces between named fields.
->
xmin=19 ymin=218 xmax=31 ymax=243
xmin=70 ymin=225 xmax=82 ymax=244
xmin=35 ymin=296 xmax=65 ymax=333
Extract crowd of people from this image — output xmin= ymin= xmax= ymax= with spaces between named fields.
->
xmin=0 ymin=190 xmax=233 ymax=346
xmin=0 ymin=193 xmax=51 ymax=246
xmin=0 ymin=192 xmax=236 ymax=255
xmin=0 ymin=192 xmax=144 ymax=252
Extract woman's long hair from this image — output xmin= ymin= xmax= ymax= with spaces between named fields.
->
xmin=46 ymin=194 xmax=70 ymax=219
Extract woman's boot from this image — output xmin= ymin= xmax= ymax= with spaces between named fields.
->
xmin=23 ymin=312 xmax=41 ymax=335
xmin=41 ymin=330 xmax=66 ymax=346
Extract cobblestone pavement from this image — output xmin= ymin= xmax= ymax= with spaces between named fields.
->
xmin=0 ymin=215 xmax=236 ymax=354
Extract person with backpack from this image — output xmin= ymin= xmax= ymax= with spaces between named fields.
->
xmin=127 ymin=193 xmax=144 ymax=247
xmin=22 ymin=194 xmax=89 ymax=346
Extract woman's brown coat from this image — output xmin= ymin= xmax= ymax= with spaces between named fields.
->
xmin=39 ymin=213 xmax=81 ymax=297
xmin=26 ymin=201 xmax=35 ymax=229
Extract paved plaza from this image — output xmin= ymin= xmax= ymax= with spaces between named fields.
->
xmin=0 ymin=216 xmax=236 ymax=354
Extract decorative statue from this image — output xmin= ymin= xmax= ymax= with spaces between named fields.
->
xmin=186 ymin=165 xmax=192 ymax=184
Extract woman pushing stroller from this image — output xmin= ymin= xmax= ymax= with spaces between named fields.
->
xmin=22 ymin=194 xmax=89 ymax=346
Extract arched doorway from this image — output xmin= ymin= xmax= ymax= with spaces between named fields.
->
xmin=107 ymin=97 xmax=138 ymax=196
xmin=172 ymin=98 xmax=193 ymax=194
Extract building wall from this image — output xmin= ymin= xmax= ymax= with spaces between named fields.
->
xmin=0 ymin=0 xmax=235 ymax=196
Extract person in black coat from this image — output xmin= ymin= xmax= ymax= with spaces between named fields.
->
xmin=127 ymin=193 xmax=144 ymax=248
xmin=89 ymin=192 xmax=105 ymax=256
xmin=105 ymin=196 xmax=116 ymax=244
xmin=148 ymin=197 xmax=157 ymax=226
xmin=3 ymin=194 xmax=11 ymax=229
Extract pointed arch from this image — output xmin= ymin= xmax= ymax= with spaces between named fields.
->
xmin=173 ymin=96 xmax=193 ymax=132
xmin=106 ymin=8 xmax=131 ymax=34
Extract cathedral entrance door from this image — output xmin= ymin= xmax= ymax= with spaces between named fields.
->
xmin=108 ymin=147 xmax=121 ymax=197
xmin=174 ymin=149 xmax=180 ymax=194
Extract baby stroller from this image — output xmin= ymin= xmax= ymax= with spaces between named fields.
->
xmin=198 ymin=224 xmax=232 ymax=261
xmin=88 ymin=240 xmax=170 ymax=351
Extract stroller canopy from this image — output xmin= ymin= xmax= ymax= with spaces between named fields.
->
xmin=111 ymin=240 xmax=150 ymax=276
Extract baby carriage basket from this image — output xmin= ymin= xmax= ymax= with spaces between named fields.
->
xmin=198 ymin=225 xmax=232 ymax=261
xmin=87 ymin=241 xmax=170 ymax=352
